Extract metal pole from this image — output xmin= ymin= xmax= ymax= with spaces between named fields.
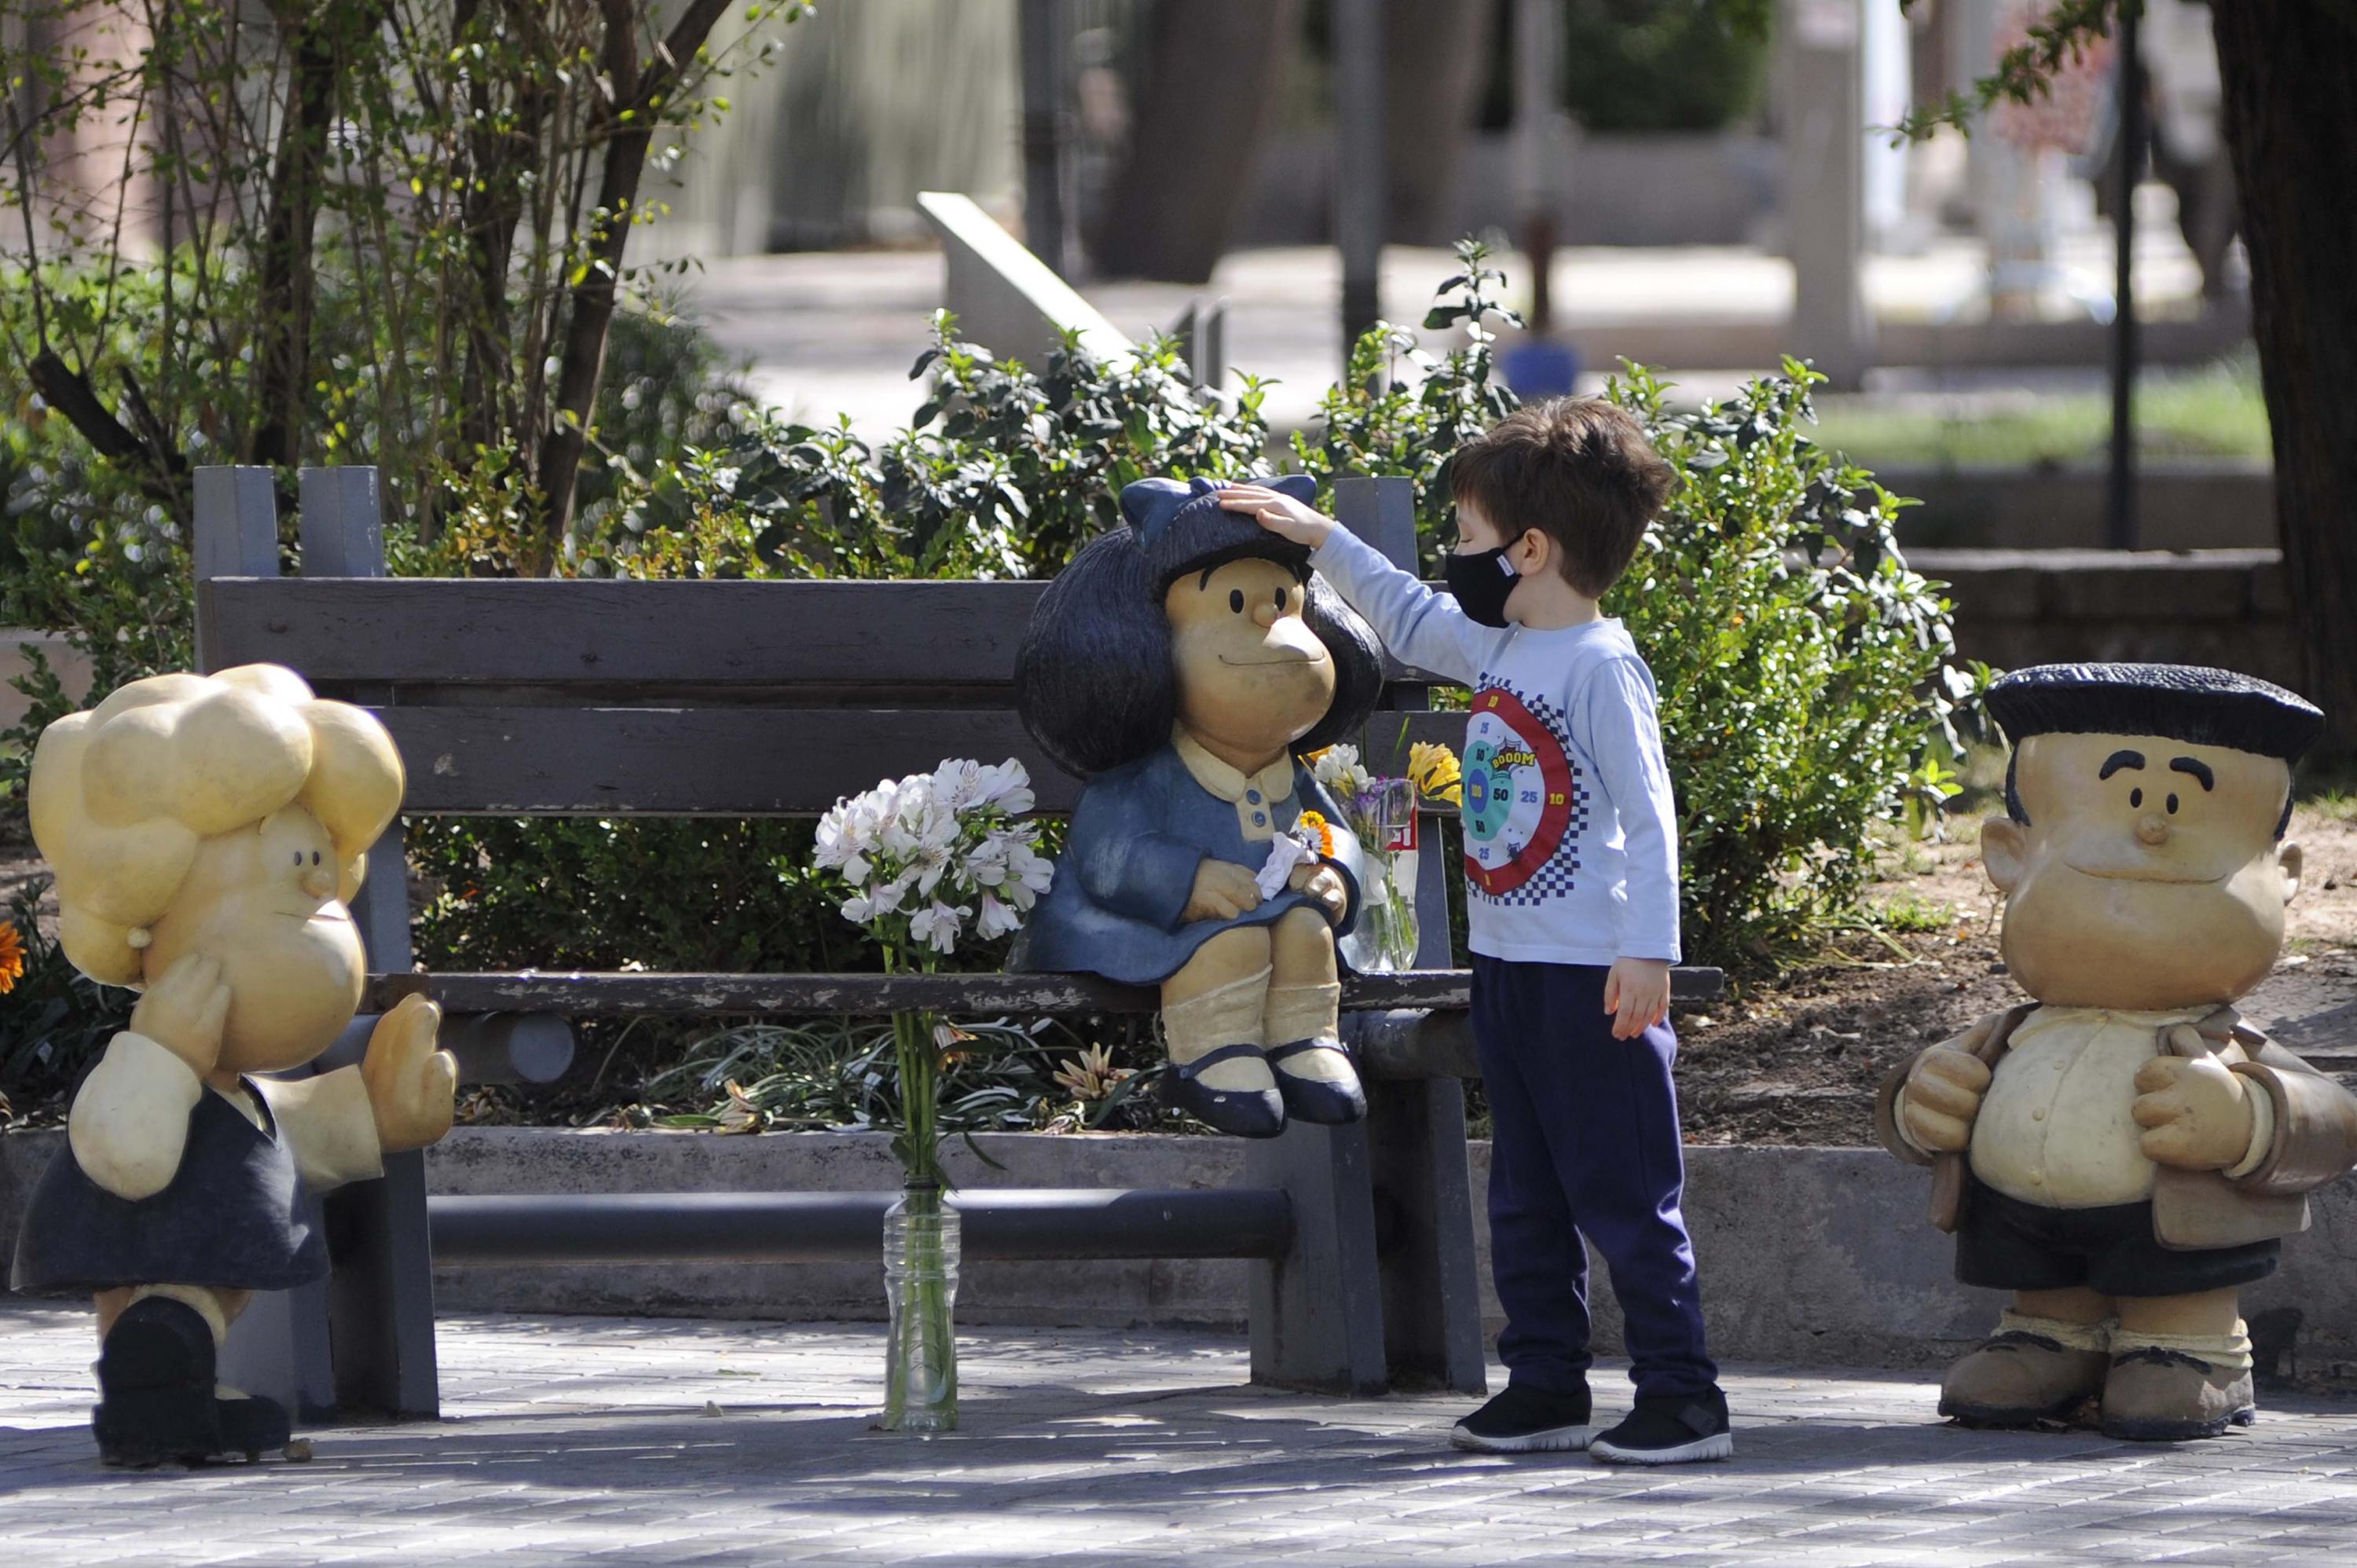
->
xmin=1334 ymin=0 xmax=1385 ymax=366
xmin=2106 ymin=6 xmax=2143 ymax=551
xmin=1512 ymin=0 xmax=1561 ymax=335
xmin=1018 ymin=0 xmax=1072 ymax=278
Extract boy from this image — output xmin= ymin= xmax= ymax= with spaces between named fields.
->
xmin=1219 ymin=397 xmax=1728 ymax=1464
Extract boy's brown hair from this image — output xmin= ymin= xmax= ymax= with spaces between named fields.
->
xmin=1447 ymin=397 xmax=1676 ymax=598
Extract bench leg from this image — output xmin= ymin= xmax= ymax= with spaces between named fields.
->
xmin=212 ymin=1157 xmax=441 ymax=1422
xmin=217 ymin=1195 xmax=339 ymax=1423
xmin=1366 ymin=1076 xmax=1490 ymax=1395
xmin=1247 ymin=1121 xmax=1388 ymax=1394
xmin=322 ymin=1148 xmax=442 ymax=1418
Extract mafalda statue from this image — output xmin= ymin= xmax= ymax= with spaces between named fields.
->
xmin=1012 ymin=475 xmax=1383 ymax=1138
xmin=1879 ymin=663 xmax=2357 ymax=1441
xmin=13 ymin=665 xmax=456 ymax=1467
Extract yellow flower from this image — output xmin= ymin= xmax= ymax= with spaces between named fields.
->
xmin=1408 ymin=742 xmax=1463 ymax=808
xmin=1294 ymin=808 xmax=1336 ymax=855
xmin=0 ymin=921 xmax=22 ymax=996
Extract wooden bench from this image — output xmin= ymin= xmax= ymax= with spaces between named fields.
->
xmin=189 ymin=464 xmax=1721 ymax=1420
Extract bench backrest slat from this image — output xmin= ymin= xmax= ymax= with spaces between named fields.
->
xmin=384 ymin=706 xmax=1463 ymax=815
xmin=200 ymin=577 xmax=1049 ymax=687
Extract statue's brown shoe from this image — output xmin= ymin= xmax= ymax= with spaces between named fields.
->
xmin=2099 ymin=1346 xmax=2256 ymax=1442
xmin=1937 ymin=1328 xmax=2109 ymax=1427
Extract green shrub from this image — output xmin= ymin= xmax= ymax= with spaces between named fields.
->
xmin=1297 ymin=243 xmax=1989 ymax=962
xmin=0 ymin=877 xmax=133 ymax=1119
xmin=1560 ymin=0 xmax=1771 ymax=134
xmin=569 ymin=320 xmax=1271 ymax=581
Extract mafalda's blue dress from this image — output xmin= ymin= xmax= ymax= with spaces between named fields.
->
xmin=1014 ymin=735 xmax=1362 ymax=986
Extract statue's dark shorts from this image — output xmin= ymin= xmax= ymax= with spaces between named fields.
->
xmin=1956 ymin=1184 xmax=2280 ymax=1299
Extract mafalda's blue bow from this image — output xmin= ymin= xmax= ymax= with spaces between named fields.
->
xmin=1120 ymin=474 xmax=1320 ymax=589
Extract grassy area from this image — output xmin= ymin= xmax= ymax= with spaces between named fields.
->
xmin=1808 ymin=354 xmax=2271 ymax=470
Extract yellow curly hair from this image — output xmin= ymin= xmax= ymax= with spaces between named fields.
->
xmin=27 ymin=664 xmax=405 ymax=987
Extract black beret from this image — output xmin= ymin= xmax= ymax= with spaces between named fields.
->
xmin=1987 ymin=663 xmax=2323 ymax=762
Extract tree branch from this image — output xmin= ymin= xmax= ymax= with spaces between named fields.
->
xmin=526 ymin=0 xmax=734 ymax=570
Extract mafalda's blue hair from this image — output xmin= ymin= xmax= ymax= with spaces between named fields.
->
xmin=1015 ymin=475 xmax=1387 ymax=779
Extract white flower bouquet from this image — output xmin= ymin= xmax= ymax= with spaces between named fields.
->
xmin=812 ymin=757 xmax=1054 ymax=1431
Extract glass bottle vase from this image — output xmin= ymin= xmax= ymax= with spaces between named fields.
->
xmin=878 ymin=1182 xmax=960 ymax=1432
xmin=1354 ymin=848 xmax=1421 ymax=972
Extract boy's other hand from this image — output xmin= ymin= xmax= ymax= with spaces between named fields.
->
xmin=1603 ymin=957 xmax=1671 ymax=1040
xmin=1218 ymin=484 xmax=1334 ymax=548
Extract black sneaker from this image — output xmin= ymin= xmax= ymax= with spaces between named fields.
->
xmin=1589 ymin=1386 xmax=1734 ymax=1464
xmin=1449 ymin=1381 xmax=1595 ymax=1453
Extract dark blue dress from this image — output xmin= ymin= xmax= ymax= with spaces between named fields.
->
xmin=10 ymin=1082 xmax=327 ymax=1297
xmin=1012 ymin=745 xmax=1361 ymax=986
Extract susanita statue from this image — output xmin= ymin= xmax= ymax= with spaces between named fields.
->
xmin=1011 ymin=475 xmax=1384 ymax=1138
xmin=13 ymin=664 xmax=456 ymax=1467
xmin=1879 ymin=663 xmax=2357 ymax=1440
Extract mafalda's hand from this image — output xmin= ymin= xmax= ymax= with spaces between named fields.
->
xmin=1183 ymin=859 xmax=1264 ymax=923
xmin=361 ymin=993 xmax=459 ymax=1152
xmin=1287 ymin=860 xmax=1350 ymax=925
xmin=130 ymin=952 xmax=232 ymax=1078
xmin=2132 ymin=1046 xmax=2258 ymax=1171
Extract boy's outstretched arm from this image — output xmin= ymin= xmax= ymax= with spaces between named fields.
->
xmin=1219 ymin=485 xmax=1492 ymax=687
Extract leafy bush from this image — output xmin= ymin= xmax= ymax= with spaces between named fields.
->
xmin=0 ymin=877 xmax=133 ymax=1120
xmin=569 ymin=321 xmax=1271 ymax=581
xmin=3 ymin=245 xmax=1981 ymax=1124
xmin=1299 ymin=242 xmax=1988 ymax=961
xmin=1560 ymin=0 xmax=1771 ymax=134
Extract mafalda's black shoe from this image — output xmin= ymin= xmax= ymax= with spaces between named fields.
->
xmin=1163 ymin=1044 xmax=1287 ymax=1138
xmin=93 ymin=1296 xmax=222 ymax=1467
xmin=1264 ymin=1039 xmax=1367 ymax=1125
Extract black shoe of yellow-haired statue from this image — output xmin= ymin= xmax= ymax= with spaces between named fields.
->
xmin=92 ymin=1295 xmax=289 ymax=1467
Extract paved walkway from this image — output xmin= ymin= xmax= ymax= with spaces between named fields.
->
xmin=3 ymin=1305 xmax=2354 ymax=1565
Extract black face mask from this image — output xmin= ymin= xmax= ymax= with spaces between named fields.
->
xmin=1443 ymin=545 xmax=1521 ymax=628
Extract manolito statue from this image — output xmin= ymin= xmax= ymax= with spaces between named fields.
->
xmin=1879 ymin=663 xmax=2357 ymax=1440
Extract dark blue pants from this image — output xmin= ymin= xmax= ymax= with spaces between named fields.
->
xmin=1472 ymin=955 xmax=1717 ymax=1400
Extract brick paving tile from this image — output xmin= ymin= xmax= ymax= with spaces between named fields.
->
xmin=4 ymin=1301 xmax=2354 ymax=1565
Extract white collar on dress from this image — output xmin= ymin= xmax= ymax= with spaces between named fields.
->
xmin=1172 ymin=727 xmax=1296 ymax=804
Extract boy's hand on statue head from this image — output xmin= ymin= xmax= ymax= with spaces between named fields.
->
xmin=1217 ymin=485 xmax=1334 ymax=548
xmin=1288 ymin=861 xmax=1350 ymax=925
xmin=130 ymin=952 xmax=232 ymax=1077
xmin=1603 ymin=957 xmax=1671 ymax=1040
xmin=1183 ymin=859 xmax=1265 ymax=923
xmin=362 ymin=993 xmax=458 ymax=1153
xmin=1901 ymin=1044 xmax=1992 ymax=1153
xmin=2132 ymin=1048 xmax=2257 ymax=1171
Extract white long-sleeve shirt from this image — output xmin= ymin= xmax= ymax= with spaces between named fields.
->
xmin=1312 ymin=527 xmax=1682 ymax=965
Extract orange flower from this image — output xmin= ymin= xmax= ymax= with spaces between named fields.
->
xmin=0 ymin=921 xmax=23 ymax=996
xmin=1294 ymin=810 xmax=1336 ymax=856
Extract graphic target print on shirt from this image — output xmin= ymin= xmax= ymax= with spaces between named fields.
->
xmin=1461 ymin=683 xmax=1586 ymax=907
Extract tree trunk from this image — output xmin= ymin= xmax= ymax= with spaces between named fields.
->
xmin=1087 ymin=0 xmax=1297 ymax=283
xmin=528 ymin=0 xmax=732 ymax=571
xmin=1382 ymin=0 xmax=1494 ymax=244
xmin=2209 ymin=4 xmax=2357 ymax=757
xmin=247 ymin=5 xmax=346 ymax=471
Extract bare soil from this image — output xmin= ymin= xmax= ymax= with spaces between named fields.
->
xmin=1674 ymin=806 xmax=2357 ymax=1145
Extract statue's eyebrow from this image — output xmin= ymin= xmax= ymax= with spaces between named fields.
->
xmin=2171 ymin=757 xmax=2216 ymax=790
xmin=2099 ymin=749 xmax=2146 ymax=779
